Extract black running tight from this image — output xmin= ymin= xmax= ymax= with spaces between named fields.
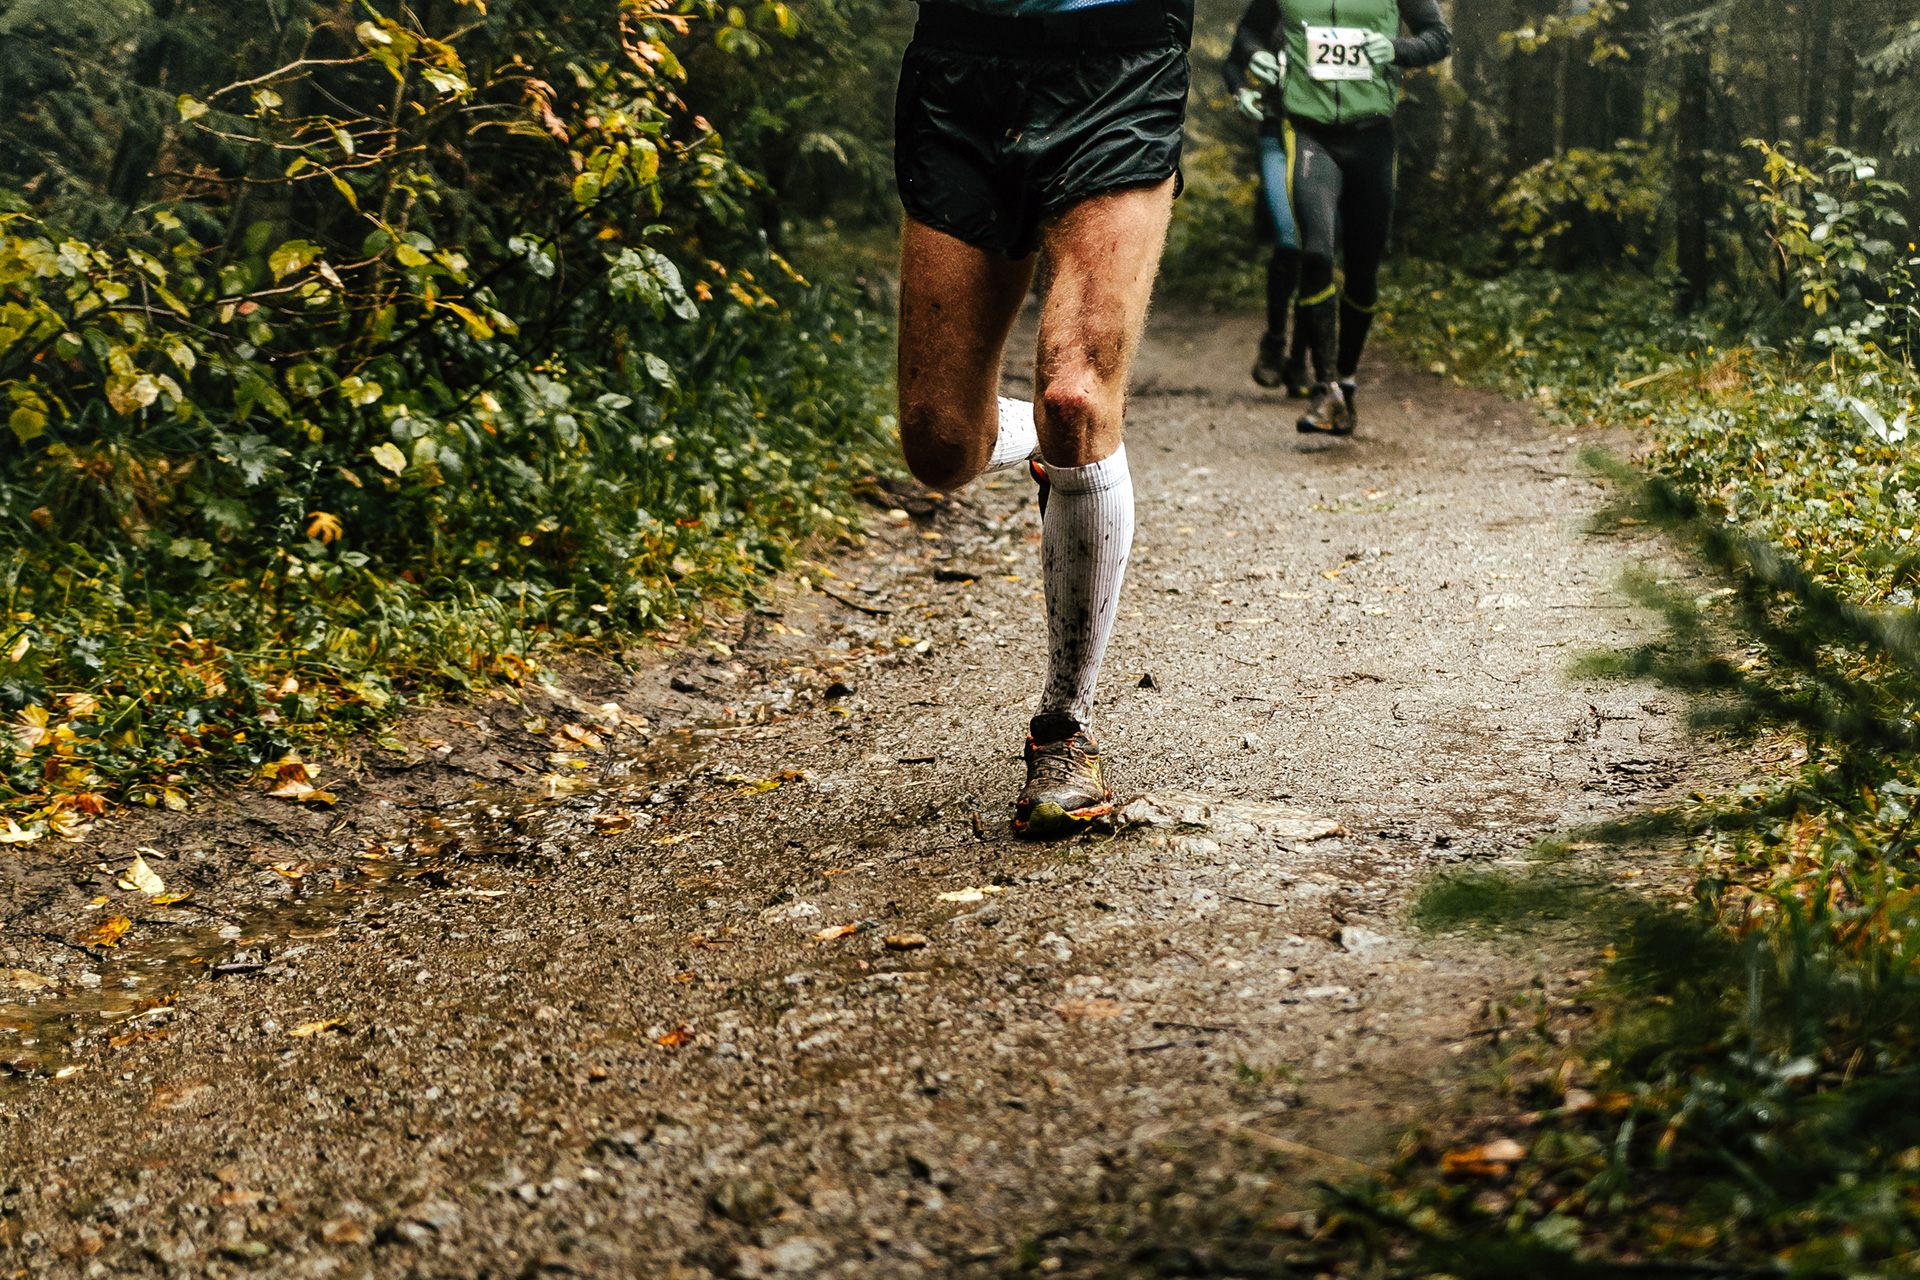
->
xmin=1288 ymin=117 xmax=1395 ymax=385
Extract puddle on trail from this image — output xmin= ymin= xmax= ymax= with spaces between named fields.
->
xmin=0 ymin=727 xmax=716 ymax=1084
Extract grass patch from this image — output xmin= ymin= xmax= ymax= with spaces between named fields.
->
xmin=1288 ymin=185 xmax=1920 ymax=1271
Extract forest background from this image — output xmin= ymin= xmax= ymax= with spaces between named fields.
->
xmin=4 ymin=0 xmax=1920 ymax=1270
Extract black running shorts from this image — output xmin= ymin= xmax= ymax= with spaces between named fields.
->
xmin=895 ymin=0 xmax=1193 ymax=260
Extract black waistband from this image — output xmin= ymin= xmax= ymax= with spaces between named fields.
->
xmin=1287 ymin=113 xmax=1396 ymax=139
xmin=911 ymin=0 xmax=1191 ymax=55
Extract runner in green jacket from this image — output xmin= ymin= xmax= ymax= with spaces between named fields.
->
xmin=1225 ymin=0 xmax=1448 ymax=434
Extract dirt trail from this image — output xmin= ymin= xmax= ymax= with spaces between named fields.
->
xmin=0 ymin=309 xmax=1709 ymax=1278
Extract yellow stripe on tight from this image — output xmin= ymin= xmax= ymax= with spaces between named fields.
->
xmin=1300 ymin=284 xmax=1337 ymax=306
xmin=1283 ymin=118 xmax=1298 ymax=206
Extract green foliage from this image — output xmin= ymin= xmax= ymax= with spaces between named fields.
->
xmin=0 ymin=0 xmax=899 ymax=838
xmin=1156 ymin=0 xmax=1267 ymax=307
xmin=1495 ymin=143 xmax=1666 ymax=267
xmin=1312 ymin=146 xmax=1920 ymax=1275
xmin=1864 ymin=19 xmax=1920 ymax=159
xmin=1746 ymin=142 xmax=1913 ymax=317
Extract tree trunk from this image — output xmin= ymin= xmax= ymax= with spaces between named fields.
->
xmin=1563 ymin=31 xmax=1610 ymax=152
xmin=1804 ymin=0 xmax=1834 ymax=145
xmin=1507 ymin=0 xmax=1558 ymax=173
xmin=1604 ymin=0 xmax=1650 ymax=145
xmin=1675 ymin=45 xmax=1712 ymax=312
xmin=1833 ymin=30 xmax=1856 ymax=147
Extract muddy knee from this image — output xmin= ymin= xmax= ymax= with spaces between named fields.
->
xmin=898 ymin=402 xmax=986 ymax=492
xmin=1037 ymin=383 xmax=1118 ymax=467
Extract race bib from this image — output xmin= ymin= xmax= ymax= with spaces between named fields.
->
xmin=1305 ymin=25 xmax=1374 ymax=81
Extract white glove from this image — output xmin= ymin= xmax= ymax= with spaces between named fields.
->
xmin=1248 ymin=49 xmax=1284 ymax=85
xmin=1234 ymin=87 xmax=1265 ymax=120
xmin=1361 ymin=31 xmax=1395 ymax=67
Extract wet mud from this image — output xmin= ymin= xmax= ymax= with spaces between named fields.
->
xmin=0 ymin=310 xmax=1726 ymax=1278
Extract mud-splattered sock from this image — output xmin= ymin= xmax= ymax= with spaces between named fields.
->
xmin=1038 ymin=444 xmax=1134 ymax=728
xmin=986 ymin=397 xmax=1039 ymax=473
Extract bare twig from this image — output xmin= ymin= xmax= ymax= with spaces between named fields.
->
xmin=1218 ymin=1124 xmax=1377 ymax=1174
xmin=814 ymin=584 xmax=891 ymax=617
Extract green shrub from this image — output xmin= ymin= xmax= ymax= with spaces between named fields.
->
xmin=0 ymin=1 xmax=898 ymax=838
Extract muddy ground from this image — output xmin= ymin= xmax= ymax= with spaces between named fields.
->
xmin=0 ymin=309 xmax=1729 ymax=1278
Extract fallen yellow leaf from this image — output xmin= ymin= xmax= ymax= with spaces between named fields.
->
xmin=1054 ymin=998 xmax=1126 ymax=1020
xmin=290 ymin=1018 xmax=346 ymax=1038
xmin=11 ymin=705 xmax=52 ymax=749
xmin=79 ymin=916 xmax=131 ymax=948
xmin=117 ymin=854 xmax=166 ymax=897
xmin=305 ymin=511 xmax=344 ymax=544
xmin=935 ymin=886 xmax=1007 ymax=904
xmin=0 ymin=817 xmax=41 ymax=845
xmin=813 ymin=923 xmax=858 ymax=941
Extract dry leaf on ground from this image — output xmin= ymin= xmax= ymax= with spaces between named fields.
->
xmin=78 ymin=916 xmax=130 ymax=948
xmin=935 ymin=886 xmax=1007 ymax=903
xmin=1054 ymin=998 xmax=1126 ymax=1020
xmin=0 ymin=818 xmax=42 ymax=845
xmin=117 ymin=854 xmax=165 ymax=896
xmin=813 ymin=924 xmax=858 ymax=941
xmin=290 ymin=1018 xmax=346 ymax=1038
xmin=1439 ymin=1137 xmax=1529 ymax=1176
xmin=147 ymin=1077 xmax=213 ymax=1111
xmin=883 ymin=934 xmax=929 ymax=950
xmin=656 ymin=1024 xmax=694 ymax=1048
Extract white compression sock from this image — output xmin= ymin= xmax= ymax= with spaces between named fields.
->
xmin=986 ymin=397 xmax=1039 ymax=473
xmin=1038 ymin=443 xmax=1135 ymax=728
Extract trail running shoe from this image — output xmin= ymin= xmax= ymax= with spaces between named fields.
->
xmin=1284 ymin=356 xmax=1312 ymax=400
xmin=1013 ymin=713 xmax=1112 ymax=837
xmin=1338 ymin=380 xmax=1359 ymax=433
xmin=1030 ymin=456 xmax=1050 ymax=518
xmin=1296 ymin=382 xmax=1351 ymax=435
xmin=1251 ymin=331 xmax=1288 ymax=389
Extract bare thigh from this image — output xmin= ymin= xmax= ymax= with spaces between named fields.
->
xmin=895 ymin=218 xmax=1036 ymax=492
xmin=1032 ymin=176 xmax=1177 ymax=468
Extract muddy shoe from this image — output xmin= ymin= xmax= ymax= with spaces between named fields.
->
xmin=1295 ymin=382 xmax=1350 ymax=435
xmin=1013 ymin=713 xmax=1112 ymax=837
xmin=1338 ymin=379 xmax=1358 ymax=433
xmin=1250 ymin=331 xmax=1288 ymax=388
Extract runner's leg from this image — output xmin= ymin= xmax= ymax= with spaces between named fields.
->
xmin=1289 ymin=129 xmax=1342 ymax=387
xmin=1030 ymin=177 xmax=1175 ymax=728
xmin=1255 ymin=134 xmax=1302 ymax=386
xmin=1335 ymin=123 xmax=1396 ymax=381
xmin=897 ymin=217 xmax=1039 ymax=492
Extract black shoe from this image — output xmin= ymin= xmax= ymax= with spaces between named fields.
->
xmin=1338 ymin=380 xmax=1358 ymax=433
xmin=1251 ymin=332 xmax=1288 ymax=389
xmin=1030 ymin=457 xmax=1050 ymax=518
xmin=1013 ymin=713 xmax=1113 ymax=837
xmin=1296 ymin=383 xmax=1350 ymax=435
xmin=1284 ymin=357 xmax=1312 ymax=399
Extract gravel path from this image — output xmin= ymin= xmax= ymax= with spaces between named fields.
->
xmin=0 ymin=308 xmax=1706 ymax=1278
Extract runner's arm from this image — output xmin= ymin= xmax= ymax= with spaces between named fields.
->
xmin=1223 ymin=0 xmax=1282 ymax=94
xmin=1391 ymin=0 xmax=1451 ymax=67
